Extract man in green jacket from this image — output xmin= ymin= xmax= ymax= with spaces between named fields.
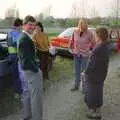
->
xmin=18 ymin=15 xmax=43 ymax=120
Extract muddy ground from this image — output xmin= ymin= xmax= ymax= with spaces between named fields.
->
xmin=0 ymin=55 xmax=120 ymax=120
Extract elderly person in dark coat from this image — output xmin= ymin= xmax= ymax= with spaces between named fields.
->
xmin=84 ymin=27 xmax=110 ymax=119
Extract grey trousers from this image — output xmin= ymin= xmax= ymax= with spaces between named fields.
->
xmin=22 ymin=70 xmax=43 ymax=120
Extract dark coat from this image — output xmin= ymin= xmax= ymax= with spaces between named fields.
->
xmin=84 ymin=42 xmax=110 ymax=109
xmin=18 ymin=32 xmax=39 ymax=73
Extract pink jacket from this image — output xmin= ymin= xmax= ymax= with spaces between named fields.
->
xmin=69 ymin=29 xmax=96 ymax=57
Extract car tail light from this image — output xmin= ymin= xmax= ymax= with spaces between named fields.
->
xmin=51 ymin=40 xmax=59 ymax=46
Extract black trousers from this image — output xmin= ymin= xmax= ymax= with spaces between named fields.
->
xmin=84 ymin=81 xmax=104 ymax=109
xmin=37 ymin=50 xmax=49 ymax=80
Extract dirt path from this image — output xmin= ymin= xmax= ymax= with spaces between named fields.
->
xmin=3 ymin=55 xmax=120 ymax=120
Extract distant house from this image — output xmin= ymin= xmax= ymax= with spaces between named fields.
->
xmin=100 ymin=18 xmax=110 ymax=26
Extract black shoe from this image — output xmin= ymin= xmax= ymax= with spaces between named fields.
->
xmin=86 ymin=109 xmax=102 ymax=120
xmin=86 ymin=114 xmax=101 ymax=119
xmin=81 ymin=89 xmax=85 ymax=94
xmin=20 ymin=118 xmax=30 ymax=120
xmin=14 ymin=93 xmax=21 ymax=99
xmin=70 ymin=87 xmax=79 ymax=92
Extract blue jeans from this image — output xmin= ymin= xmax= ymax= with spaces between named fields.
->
xmin=73 ymin=54 xmax=88 ymax=89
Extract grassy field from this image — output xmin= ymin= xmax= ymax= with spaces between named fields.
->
xmin=47 ymin=32 xmax=59 ymax=40
xmin=43 ymin=56 xmax=73 ymax=90
xmin=0 ymin=27 xmax=65 ymax=34
xmin=0 ymin=28 xmax=60 ymax=41
xmin=49 ymin=56 xmax=73 ymax=80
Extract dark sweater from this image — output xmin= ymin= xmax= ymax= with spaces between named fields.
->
xmin=18 ymin=32 xmax=39 ymax=73
xmin=85 ymin=42 xmax=110 ymax=84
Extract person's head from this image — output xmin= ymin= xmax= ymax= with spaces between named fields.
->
xmin=35 ymin=21 xmax=44 ymax=32
xmin=23 ymin=15 xmax=36 ymax=34
xmin=13 ymin=18 xmax=23 ymax=30
xmin=78 ymin=18 xmax=88 ymax=32
xmin=96 ymin=27 xmax=109 ymax=42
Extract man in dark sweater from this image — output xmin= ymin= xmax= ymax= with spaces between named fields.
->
xmin=18 ymin=15 xmax=43 ymax=120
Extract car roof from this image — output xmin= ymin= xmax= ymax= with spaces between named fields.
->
xmin=0 ymin=33 xmax=7 ymax=40
xmin=58 ymin=27 xmax=96 ymax=37
xmin=68 ymin=27 xmax=96 ymax=30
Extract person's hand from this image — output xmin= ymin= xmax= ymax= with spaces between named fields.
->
xmin=81 ymin=71 xmax=86 ymax=82
xmin=68 ymin=48 xmax=73 ymax=54
xmin=81 ymin=71 xmax=85 ymax=76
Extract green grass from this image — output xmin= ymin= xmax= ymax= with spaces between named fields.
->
xmin=44 ymin=56 xmax=73 ymax=89
xmin=47 ymin=32 xmax=59 ymax=40
xmin=47 ymin=32 xmax=59 ymax=37
xmin=49 ymin=56 xmax=73 ymax=80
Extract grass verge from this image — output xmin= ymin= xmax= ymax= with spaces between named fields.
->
xmin=47 ymin=32 xmax=59 ymax=40
xmin=44 ymin=56 xmax=73 ymax=89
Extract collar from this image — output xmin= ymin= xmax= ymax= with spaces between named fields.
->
xmin=23 ymin=30 xmax=32 ymax=38
xmin=11 ymin=26 xmax=20 ymax=31
xmin=77 ymin=28 xmax=87 ymax=34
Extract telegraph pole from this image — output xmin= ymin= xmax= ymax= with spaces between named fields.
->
xmin=116 ymin=0 xmax=119 ymax=26
xmin=81 ymin=0 xmax=87 ymax=18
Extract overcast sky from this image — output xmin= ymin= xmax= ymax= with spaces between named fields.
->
xmin=0 ymin=0 xmax=114 ymax=18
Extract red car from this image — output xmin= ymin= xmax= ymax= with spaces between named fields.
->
xmin=50 ymin=27 xmax=96 ymax=56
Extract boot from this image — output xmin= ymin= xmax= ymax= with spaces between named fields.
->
xmin=86 ymin=108 xmax=102 ymax=119
xmin=95 ymin=107 xmax=102 ymax=119
xmin=86 ymin=108 xmax=95 ymax=118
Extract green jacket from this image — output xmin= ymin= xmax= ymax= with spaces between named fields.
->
xmin=18 ymin=32 xmax=39 ymax=73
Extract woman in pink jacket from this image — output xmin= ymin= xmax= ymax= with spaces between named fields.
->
xmin=69 ymin=19 xmax=96 ymax=92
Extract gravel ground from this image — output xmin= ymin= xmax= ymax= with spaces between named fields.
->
xmin=1 ymin=55 xmax=120 ymax=120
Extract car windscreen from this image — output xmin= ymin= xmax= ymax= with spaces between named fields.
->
xmin=58 ymin=27 xmax=95 ymax=38
xmin=58 ymin=28 xmax=75 ymax=37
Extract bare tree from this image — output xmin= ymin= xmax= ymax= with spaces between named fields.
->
xmin=70 ymin=0 xmax=79 ymax=18
xmin=70 ymin=0 xmax=87 ymax=18
xmin=5 ymin=3 xmax=19 ymax=18
xmin=5 ymin=8 xmax=15 ymax=18
xmin=89 ymin=5 xmax=99 ymax=18
xmin=4 ymin=3 xmax=19 ymax=26
xmin=36 ymin=13 xmax=44 ymax=21
xmin=42 ymin=4 xmax=52 ymax=18
xmin=15 ymin=9 xmax=20 ymax=18
xmin=115 ymin=0 xmax=120 ymax=25
xmin=81 ymin=0 xmax=87 ymax=17
xmin=110 ymin=0 xmax=120 ymax=25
